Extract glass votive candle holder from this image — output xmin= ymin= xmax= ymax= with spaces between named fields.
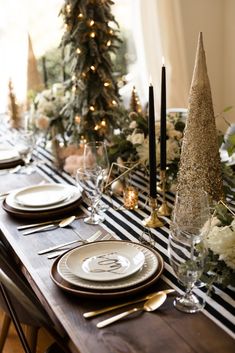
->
xmin=123 ymin=186 xmax=138 ymax=210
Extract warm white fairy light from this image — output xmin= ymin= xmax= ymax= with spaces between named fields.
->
xmin=78 ymin=13 xmax=83 ymax=19
xmin=72 ymin=74 xmax=76 ymax=81
xmin=72 ymin=85 xmax=76 ymax=93
xmin=90 ymin=32 xmax=96 ymax=38
xmin=89 ymin=20 xmax=95 ymax=26
xmin=106 ymin=40 xmax=111 ymax=47
xmin=80 ymin=136 xmax=87 ymax=144
xmin=75 ymin=115 xmax=81 ymax=124
xmin=101 ymin=120 xmax=106 ymax=126
xmin=112 ymin=100 xmax=117 ymax=106
xmin=90 ymin=105 xmax=95 ymax=111
xmin=94 ymin=124 xmax=100 ymax=131
xmin=109 ymin=29 xmax=114 ymax=35
xmin=66 ymin=4 xmax=71 ymax=13
xmin=104 ymin=82 xmax=110 ymax=87
xmin=90 ymin=65 xmax=96 ymax=71
xmin=76 ymin=48 xmax=81 ymax=54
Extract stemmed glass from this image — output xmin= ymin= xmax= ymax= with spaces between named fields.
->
xmin=15 ymin=130 xmax=36 ymax=174
xmin=171 ymin=189 xmax=211 ymax=241
xmin=76 ymin=167 xmax=104 ymax=225
xmin=170 ymin=189 xmax=211 ymax=292
xmin=168 ymin=233 xmax=206 ymax=313
xmin=83 ymin=141 xmax=110 ymax=213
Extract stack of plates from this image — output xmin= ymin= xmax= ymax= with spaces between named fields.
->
xmin=51 ymin=240 xmax=164 ymax=298
xmin=2 ymin=184 xmax=82 ymax=219
xmin=0 ymin=145 xmax=22 ymax=169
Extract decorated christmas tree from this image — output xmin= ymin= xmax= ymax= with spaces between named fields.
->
xmin=60 ymin=0 xmax=122 ymax=144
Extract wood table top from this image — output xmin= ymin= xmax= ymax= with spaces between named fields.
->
xmin=0 ymin=162 xmax=234 ymax=353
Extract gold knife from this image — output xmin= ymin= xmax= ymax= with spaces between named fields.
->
xmin=83 ymin=289 xmax=175 ymax=318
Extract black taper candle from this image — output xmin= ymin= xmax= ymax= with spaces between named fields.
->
xmin=148 ymin=84 xmax=157 ymax=198
xmin=42 ymin=56 xmax=48 ymax=89
xmin=160 ymin=64 xmax=166 ymax=170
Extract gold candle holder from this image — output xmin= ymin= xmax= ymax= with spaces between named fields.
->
xmin=142 ymin=197 xmax=164 ymax=228
xmin=158 ymin=170 xmax=171 ymax=216
xmin=123 ymin=186 xmax=138 ymax=210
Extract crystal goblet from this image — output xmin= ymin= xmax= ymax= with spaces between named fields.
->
xmin=83 ymin=141 xmax=110 ymax=213
xmin=16 ymin=130 xmax=36 ymax=174
xmin=76 ymin=167 xmax=104 ymax=225
xmin=168 ymin=232 xmax=206 ymax=313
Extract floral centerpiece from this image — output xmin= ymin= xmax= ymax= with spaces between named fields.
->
xmin=29 ymin=83 xmax=70 ymax=143
xmin=202 ymin=203 xmax=235 ymax=291
xmin=108 ymin=110 xmax=186 ymax=188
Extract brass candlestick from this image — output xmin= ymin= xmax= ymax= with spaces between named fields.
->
xmin=158 ymin=170 xmax=171 ymax=216
xmin=142 ymin=197 xmax=164 ymax=228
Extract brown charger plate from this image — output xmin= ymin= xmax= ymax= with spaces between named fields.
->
xmin=50 ymin=241 xmax=164 ymax=298
xmin=2 ymin=197 xmax=82 ymax=220
xmin=0 ymin=158 xmax=24 ymax=169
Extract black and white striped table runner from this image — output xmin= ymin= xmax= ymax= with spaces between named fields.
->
xmin=31 ymin=144 xmax=235 ymax=339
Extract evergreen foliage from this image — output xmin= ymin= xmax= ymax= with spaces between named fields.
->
xmin=59 ymin=0 xmax=122 ymax=143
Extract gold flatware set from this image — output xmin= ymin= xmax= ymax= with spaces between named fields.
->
xmin=83 ymin=289 xmax=175 ymax=328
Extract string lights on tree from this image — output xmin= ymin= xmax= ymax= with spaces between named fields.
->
xmin=60 ymin=0 xmax=122 ymax=143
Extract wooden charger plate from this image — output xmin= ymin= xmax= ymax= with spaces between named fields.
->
xmin=0 ymin=159 xmax=23 ymax=170
xmin=2 ymin=197 xmax=82 ymax=220
xmin=50 ymin=242 xmax=164 ymax=299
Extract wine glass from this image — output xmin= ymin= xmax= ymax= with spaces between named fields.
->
xmin=83 ymin=141 xmax=110 ymax=213
xmin=171 ymin=189 xmax=211 ymax=241
xmin=76 ymin=167 xmax=104 ymax=225
xmin=15 ymin=130 xmax=36 ymax=174
xmin=168 ymin=233 xmax=206 ymax=313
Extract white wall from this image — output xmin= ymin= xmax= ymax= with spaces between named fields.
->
xmin=178 ymin=0 xmax=234 ymax=131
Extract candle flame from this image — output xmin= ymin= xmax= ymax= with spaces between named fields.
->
xmin=162 ymin=57 xmax=165 ymax=66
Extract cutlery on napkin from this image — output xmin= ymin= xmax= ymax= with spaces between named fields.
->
xmin=83 ymin=289 xmax=175 ymax=318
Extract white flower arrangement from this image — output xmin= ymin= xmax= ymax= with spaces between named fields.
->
xmin=201 ymin=204 xmax=235 ymax=289
xmin=128 ymin=121 xmax=183 ymax=165
xmin=29 ymin=83 xmax=70 ymax=138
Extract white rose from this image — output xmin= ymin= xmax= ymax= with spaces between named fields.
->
xmin=129 ymin=120 xmax=137 ymax=129
xmin=206 ymin=222 xmax=235 ymax=269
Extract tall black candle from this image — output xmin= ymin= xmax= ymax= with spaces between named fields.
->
xmin=160 ymin=63 xmax=166 ymax=170
xmin=148 ymin=84 xmax=157 ymax=198
xmin=42 ymin=56 xmax=48 ymax=89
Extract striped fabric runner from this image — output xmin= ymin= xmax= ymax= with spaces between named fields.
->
xmin=0 ymin=127 xmax=233 ymax=340
xmin=31 ymin=144 xmax=235 ymax=339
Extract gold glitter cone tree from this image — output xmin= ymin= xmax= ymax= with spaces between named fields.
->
xmin=176 ymin=32 xmax=224 ymax=205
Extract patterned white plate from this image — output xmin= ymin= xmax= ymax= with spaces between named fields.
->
xmin=65 ymin=241 xmax=146 ymax=282
xmin=57 ymin=241 xmax=159 ymax=290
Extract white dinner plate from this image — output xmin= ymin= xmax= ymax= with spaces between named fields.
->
xmin=65 ymin=241 xmax=146 ymax=282
xmin=0 ymin=146 xmax=20 ymax=163
xmin=6 ymin=184 xmax=81 ymax=211
xmin=14 ymin=184 xmax=71 ymax=207
xmin=57 ymin=241 xmax=159 ymax=290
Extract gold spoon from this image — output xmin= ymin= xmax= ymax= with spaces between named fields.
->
xmin=22 ymin=215 xmax=76 ymax=236
xmin=84 ymin=289 xmax=174 ymax=318
xmin=97 ymin=292 xmax=167 ymax=328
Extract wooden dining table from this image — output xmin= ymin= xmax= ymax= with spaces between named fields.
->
xmin=0 ymin=139 xmax=234 ymax=353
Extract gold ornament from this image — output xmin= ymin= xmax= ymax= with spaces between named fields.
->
xmin=111 ymin=180 xmax=124 ymax=195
